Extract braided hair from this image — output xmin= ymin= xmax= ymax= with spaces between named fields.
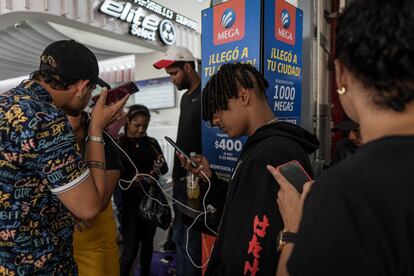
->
xmin=202 ymin=62 xmax=269 ymax=122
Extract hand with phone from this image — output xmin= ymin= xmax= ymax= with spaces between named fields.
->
xmin=277 ymin=160 xmax=312 ymax=193
xmin=178 ymin=154 xmax=213 ymax=183
xmin=90 ymin=88 xmax=129 ymax=131
xmin=91 ymin=81 xmax=139 ymax=106
xmin=266 ymin=161 xmax=314 ymax=233
xmin=165 ymin=136 xmax=213 ymax=182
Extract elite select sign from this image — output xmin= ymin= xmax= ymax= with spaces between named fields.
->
xmin=99 ymin=0 xmax=197 ymax=45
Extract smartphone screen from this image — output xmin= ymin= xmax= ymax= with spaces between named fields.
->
xmin=164 ymin=136 xmax=198 ymax=168
xmin=276 ymin=160 xmax=312 ymax=193
xmin=91 ymin=81 xmax=139 ymax=105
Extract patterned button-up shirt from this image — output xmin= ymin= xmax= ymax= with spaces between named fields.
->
xmin=0 ymin=80 xmax=90 ymax=275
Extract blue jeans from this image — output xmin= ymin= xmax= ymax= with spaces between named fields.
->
xmin=172 ymin=182 xmax=201 ymax=276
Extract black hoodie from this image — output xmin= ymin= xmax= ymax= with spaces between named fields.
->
xmin=205 ymin=122 xmax=319 ymax=276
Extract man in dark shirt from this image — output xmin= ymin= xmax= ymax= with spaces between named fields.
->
xmin=154 ymin=46 xmax=202 ymax=276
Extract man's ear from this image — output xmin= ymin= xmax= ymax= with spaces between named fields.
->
xmin=183 ymin=63 xmax=192 ymax=73
xmin=75 ymin=80 xmax=90 ymax=99
xmin=238 ymin=87 xmax=250 ymax=105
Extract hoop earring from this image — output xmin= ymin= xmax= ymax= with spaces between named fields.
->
xmin=337 ymin=87 xmax=346 ymax=95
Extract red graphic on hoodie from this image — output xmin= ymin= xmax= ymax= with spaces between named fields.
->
xmin=244 ymin=215 xmax=270 ymax=276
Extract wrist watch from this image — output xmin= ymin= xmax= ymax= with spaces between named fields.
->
xmin=277 ymin=230 xmax=297 ymax=252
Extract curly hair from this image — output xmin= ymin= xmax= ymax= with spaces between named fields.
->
xmin=30 ymin=70 xmax=95 ymax=90
xmin=335 ymin=0 xmax=414 ymax=111
xmin=202 ymin=62 xmax=269 ymax=123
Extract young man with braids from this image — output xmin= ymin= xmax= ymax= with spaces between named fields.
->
xmin=177 ymin=63 xmax=319 ymax=275
xmin=154 ymin=46 xmax=203 ymax=276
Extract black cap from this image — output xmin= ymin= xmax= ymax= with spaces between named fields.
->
xmin=39 ymin=40 xmax=110 ymax=89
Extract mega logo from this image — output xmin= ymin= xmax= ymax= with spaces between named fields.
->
xmin=213 ymin=0 xmax=245 ymax=45
xmin=281 ymin=9 xmax=290 ymax=28
xmin=221 ymin=8 xmax=236 ymax=29
xmin=275 ymin=0 xmax=296 ymax=46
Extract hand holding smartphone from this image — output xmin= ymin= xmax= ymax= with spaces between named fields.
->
xmin=91 ymin=81 xmax=139 ymax=106
xmin=164 ymin=136 xmax=198 ymax=168
xmin=276 ymin=160 xmax=312 ymax=193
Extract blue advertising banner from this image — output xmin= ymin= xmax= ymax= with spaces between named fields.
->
xmin=201 ymin=0 xmax=262 ymax=181
xmin=263 ymin=0 xmax=303 ymax=125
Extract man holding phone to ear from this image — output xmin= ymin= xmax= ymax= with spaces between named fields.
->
xmin=177 ymin=63 xmax=318 ymax=276
xmin=153 ymin=46 xmax=202 ymax=276
xmin=0 ymin=40 xmax=128 ymax=275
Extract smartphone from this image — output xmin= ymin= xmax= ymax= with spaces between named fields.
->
xmin=91 ymin=81 xmax=139 ymax=105
xmin=276 ymin=160 xmax=312 ymax=193
xmin=164 ymin=136 xmax=198 ymax=168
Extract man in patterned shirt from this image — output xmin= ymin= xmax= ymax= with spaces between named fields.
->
xmin=0 ymin=40 xmax=128 ymax=275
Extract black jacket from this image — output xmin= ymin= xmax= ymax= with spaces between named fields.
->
xmin=205 ymin=122 xmax=319 ymax=276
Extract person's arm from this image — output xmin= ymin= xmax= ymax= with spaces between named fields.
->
xmin=100 ymin=169 xmax=120 ymax=209
xmin=57 ymin=90 xmax=128 ymax=219
xmin=72 ymin=168 xmax=120 ymax=229
xmin=99 ymin=132 xmax=123 ymax=210
xmin=159 ymin=159 xmax=168 ymax=175
xmin=151 ymin=138 xmax=169 ymax=175
xmin=266 ymin=165 xmax=313 ymax=276
xmin=157 ymin=149 xmax=169 ymax=176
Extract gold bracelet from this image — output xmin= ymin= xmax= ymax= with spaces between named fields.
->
xmin=85 ymin=135 xmax=105 ymax=145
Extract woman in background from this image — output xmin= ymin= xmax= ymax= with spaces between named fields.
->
xmin=117 ymin=104 xmax=168 ymax=276
xmin=68 ymin=111 xmax=122 ymax=276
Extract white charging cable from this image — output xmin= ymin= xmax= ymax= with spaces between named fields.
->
xmin=102 ymin=128 xmax=219 ymax=268
xmin=103 ymin=130 xmax=218 ymax=232
xmin=185 ymin=211 xmax=216 ymax=268
xmin=87 ymin=112 xmax=219 ymax=267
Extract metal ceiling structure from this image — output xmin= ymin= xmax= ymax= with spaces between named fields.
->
xmin=0 ymin=0 xmax=203 ymax=82
xmin=0 ymin=19 xmax=142 ymax=81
